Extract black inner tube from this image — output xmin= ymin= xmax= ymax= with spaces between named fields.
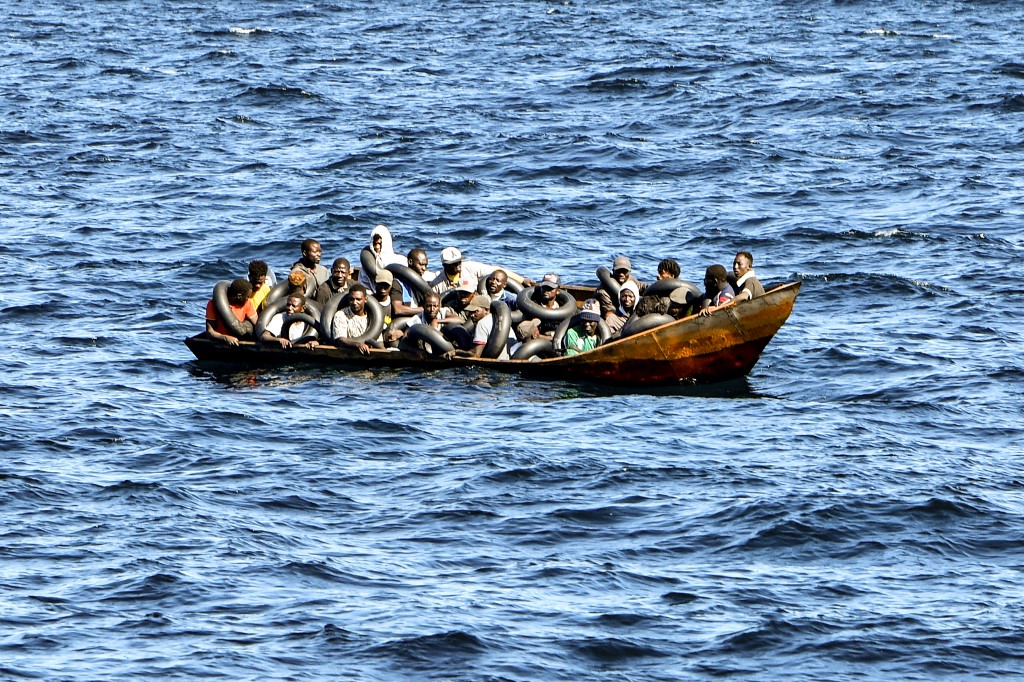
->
xmin=256 ymin=298 xmax=322 ymax=342
xmin=482 ymin=300 xmax=512 ymax=359
xmin=322 ymin=294 xmax=385 ymax=345
xmin=511 ymin=337 xmax=555 ymax=361
xmin=386 ymin=263 xmax=432 ymax=304
xmin=398 ymin=323 xmax=455 ymax=356
xmin=596 ymin=266 xmax=620 ymax=303
xmin=359 ymin=246 xmax=378 ymax=283
xmin=620 ymin=313 xmax=676 ymax=339
xmin=516 ymin=287 xmax=577 ymax=323
xmin=644 ymin=278 xmax=701 ymax=299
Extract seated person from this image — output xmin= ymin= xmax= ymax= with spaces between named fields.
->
xmin=205 ymin=278 xmax=257 ymax=347
xmin=656 ymin=258 xmax=680 ymax=280
xmin=730 ymin=251 xmax=765 ymax=302
xmin=386 ymin=292 xmax=464 ymax=346
xmin=262 ymin=293 xmax=319 ymax=349
xmin=359 ymin=224 xmax=406 ymax=288
xmin=407 ymin=247 xmax=434 ymax=282
xmin=485 ymin=269 xmax=518 ymax=309
xmin=564 ymin=299 xmax=602 ymax=356
xmin=314 ymin=257 xmax=357 ymax=305
xmin=371 ymin=269 xmax=420 ymax=339
xmin=446 ymin=284 xmax=477 ymax=321
xmin=429 ymin=246 xmax=532 ymax=295
xmin=330 ymin=283 xmax=380 ymax=355
xmin=698 ymin=264 xmax=736 ymax=316
xmin=605 ymin=280 xmax=639 ymax=337
xmin=456 ymin=294 xmax=517 ymax=359
xmin=248 ymin=260 xmax=271 ymax=312
xmin=290 ymin=238 xmax=329 ymax=297
xmin=516 ymin=273 xmax=564 ymax=341
xmin=595 ymin=255 xmax=647 ymax=319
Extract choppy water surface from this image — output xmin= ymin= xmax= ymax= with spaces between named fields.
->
xmin=2 ymin=1 xmax=1023 ymax=679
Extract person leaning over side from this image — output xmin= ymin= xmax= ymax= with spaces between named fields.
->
xmin=262 ymin=293 xmax=319 ymax=349
xmin=698 ymin=264 xmax=736 ymax=316
xmin=205 ymin=278 xmax=257 ymax=347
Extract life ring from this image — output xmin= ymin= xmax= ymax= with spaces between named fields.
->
xmin=320 ymin=293 xmax=385 ymax=345
xmin=212 ymin=280 xmax=253 ymax=339
xmin=515 ymin=287 xmax=576 ymax=323
xmin=620 ymin=313 xmax=675 ymax=339
xmin=359 ymin=246 xmax=378 ymax=284
xmin=398 ymin=324 xmax=455 ymax=356
xmin=551 ymin=314 xmax=611 ymax=353
xmin=318 ymin=291 xmax=347 ymax=338
xmin=386 ymin=263 xmax=432 ymax=304
xmin=482 ymin=300 xmax=512 ymax=359
xmin=264 ymin=280 xmax=290 ymax=306
xmin=511 ymin=337 xmax=555 ymax=361
xmin=596 ymin=266 xmax=620 ymax=303
xmin=644 ymin=278 xmax=701 ymax=300
xmin=282 ymin=312 xmax=320 ymax=346
xmin=255 ymin=298 xmax=322 ymax=342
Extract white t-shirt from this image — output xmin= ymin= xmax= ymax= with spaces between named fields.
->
xmin=267 ymin=312 xmax=314 ymax=341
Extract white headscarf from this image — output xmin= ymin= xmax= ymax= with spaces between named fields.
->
xmin=618 ymin=280 xmax=640 ymax=315
xmin=359 ymin=224 xmax=406 ymax=287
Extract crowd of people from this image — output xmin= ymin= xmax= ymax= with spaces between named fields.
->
xmin=204 ymin=224 xmax=766 ymax=360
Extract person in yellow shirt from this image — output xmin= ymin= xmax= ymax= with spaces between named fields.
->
xmin=247 ymin=260 xmax=271 ymax=312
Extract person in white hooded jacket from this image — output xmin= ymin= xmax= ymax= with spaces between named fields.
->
xmin=358 ymin=224 xmax=407 ymax=289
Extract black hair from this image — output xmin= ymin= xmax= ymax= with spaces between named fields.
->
xmin=248 ymin=260 xmax=268 ymax=278
xmin=228 ymin=278 xmax=253 ymax=299
xmin=657 ymin=258 xmax=680 ymax=278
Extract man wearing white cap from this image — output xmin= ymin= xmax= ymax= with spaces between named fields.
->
xmin=429 ymin=246 xmax=532 ymax=295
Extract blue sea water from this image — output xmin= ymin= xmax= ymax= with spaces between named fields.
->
xmin=2 ymin=1 xmax=1023 ymax=679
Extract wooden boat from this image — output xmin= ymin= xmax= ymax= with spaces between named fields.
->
xmin=185 ymin=281 xmax=800 ymax=387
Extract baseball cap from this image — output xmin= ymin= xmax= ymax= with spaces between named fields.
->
xmin=538 ymin=273 xmax=561 ymax=289
xmin=464 ymin=294 xmax=491 ymax=312
xmin=612 ymin=256 xmax=632 ymax=272
xmin=440 ymin=246 xmax=463 ymax=265
xmin=374 ymin=269 xmax=394 ymax=285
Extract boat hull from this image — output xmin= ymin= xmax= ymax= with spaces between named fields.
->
xmin=185 ymin=281 xmax=800 ymax=387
